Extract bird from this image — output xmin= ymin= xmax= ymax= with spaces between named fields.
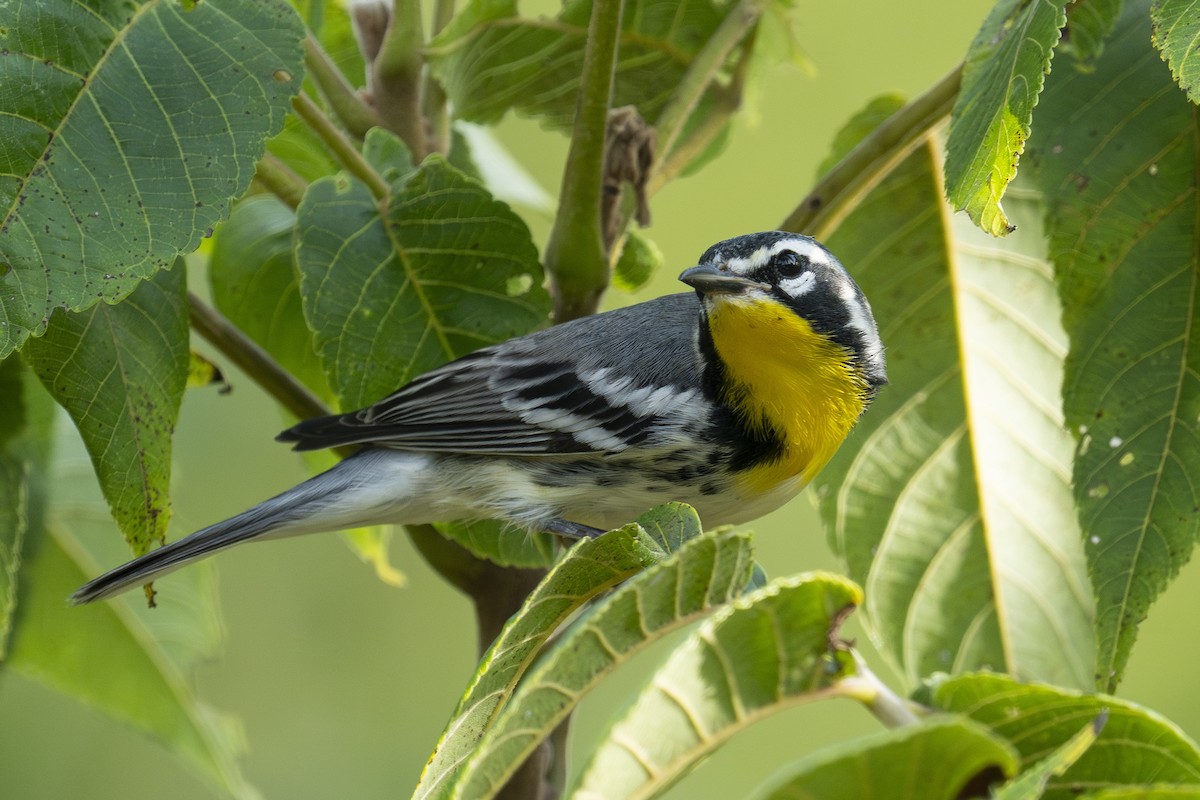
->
xmin=72 ymin=231 xmax=886 ymax=604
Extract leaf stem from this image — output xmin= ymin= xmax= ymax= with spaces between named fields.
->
xmin=781 ymin=64 xmax=963 ymax=237
xmin=253 ymin=153 xmax=308 ymax=210
xmin=292 ymin=92 xmax=390 ymax=201
xmin=421 ymin=0 xmax=457 ymax=154
xmin=303 ymin=34 xmax=382 ymax=139
xmin=371 ymin=0 xmax=428 ymax=158
xmin=543 ymin=0 xmax=625 ymax=322
xmin=187 ymin=292 xmax=329 ymax=422
xmin=835 ymin=653 xmax=923 ymax=728
xmin=653 ymin=0 xmax=766 ymax=166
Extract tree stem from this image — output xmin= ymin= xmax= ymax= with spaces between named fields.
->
xmin=372 ymin=0 xmax=428 ymax=158
xmin=543 ymin=0 xmax=625 ymax=322
xmin=304 ymin=34 xmax=382 ymax=139
xmin=187 ymin=293 xmax=328 ymax=422
xmin=781 ymin=64 xmax=963 ymax=238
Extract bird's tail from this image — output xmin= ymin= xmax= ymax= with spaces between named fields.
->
xmin=72 ymin=450 xmax=412 ymax=604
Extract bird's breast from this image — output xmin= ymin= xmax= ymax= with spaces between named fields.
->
xmin=705 ymin=296 xmax=869 ymax=492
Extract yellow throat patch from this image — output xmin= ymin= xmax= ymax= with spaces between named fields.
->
xmin=706 ymin=294 xmax=868 ymax=491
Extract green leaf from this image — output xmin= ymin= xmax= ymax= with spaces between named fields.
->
xmin=412 ymin=509 xmax=688 ymax=800
xmin=22 ymin=265 xmax=189 ymax=555
xmin=570 ymin=572 xmax=862 ymax=800
xmin=450 ymin=527 xmax=755 ymax=799
xmin=0 ymin=0 xmax=304 ymax=358
xmin=427 ymin=0 xmax=739 ymax=130
xmin=1152 ymin=0 xmax=1200 ymax=103
xmin=815 ymin=119 xmax=1093 ymax=690
xmin=945 ymin=0 xmax=1069 ymax=235
xmin=295 ymin=129 xmax=550 ymax=410
xmin=992 ymin=713 xmax=1106 ymax=799
xmin=5 ymin=410 xmax=250 ymax=797
xmin=1025 ymin=2 xmax=1200 ymax=692
xmin=0 ymin=450 xmax=25 ymax=659
xmin=752 ymin=716 xmax=1018 ymax=800
xmin=0 ymin=358 xmax=53 ymax=659
xmin=929 ymin=673 xmax=1200 ymax=799
xmin=209 ymin=194 xmax=332 ymax=402
xmin=817 ymin=94 xmax=905 ymax=177
xmin=434 ymin=519 xmax=557 ymax=569
xmin=1061 ymin=0 xmax=1123 ymax=67
xmin=1081 ymin=788 xmax=1200 ymax=799
xmin=612 ymin=229 xmax=664 ymax=293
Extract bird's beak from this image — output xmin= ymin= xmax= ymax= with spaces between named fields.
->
xmin=678 ymin=263 xmax=769 ymax=295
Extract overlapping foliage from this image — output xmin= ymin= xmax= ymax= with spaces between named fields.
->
xmin=2 ymin=0 xmax=1200 ymax=798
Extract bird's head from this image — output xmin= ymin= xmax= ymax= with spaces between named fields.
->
xmin=679 ymin=231 xmax=887 ymax=392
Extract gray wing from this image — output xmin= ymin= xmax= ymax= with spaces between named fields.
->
xmin=277 ymin=294 xmax=708 ymax=456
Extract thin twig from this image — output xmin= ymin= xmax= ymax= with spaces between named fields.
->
xmin=292 ymin=92 xmax=390 ymax=201
xmin=253 ymin=153 xmax=308 ymax=210
xmin=188 ymin=292 xmax=328 ymax=422
xmin=371 ymin=0 xmax=428 ymax=158
xmin=421 ymin=0 xmax=457 ymax=154
xmin=652 ymin=0 xmax=768 ymax=166
xmin=781 ymin=64 xmax=963 ymax=237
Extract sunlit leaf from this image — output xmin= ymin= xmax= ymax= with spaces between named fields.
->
xmin=992 ymin=713 xmax=1106 ymax=799
xmin=752 ymin=716 xmax=1018 ymax=800
xmin=1026 ymin=3 xmax=1200 ymax=692
xmin=0 ymin=0 xmax=304 ymax=357
xmin=450 ymin=525 xmax=754 ymax=799
xmin=929 ymin=672 xmax=1200 ymax=800
xmin=611 ymin=229 xmax=664 ymax=293
xmin=815 ymin=118 xmax=1092 ymax=690
xmin=1152 ymin=0 xmax=1200 ymax=103
xmin=412 ymin=506 xmax=692 ymax=800
xmin=22 ymin=266 xmax=189 ymax=555
xmin=571 ymin=572 xmax=862 ymax=800
xmin=945 ymin=0 xmax=1068 ymax=235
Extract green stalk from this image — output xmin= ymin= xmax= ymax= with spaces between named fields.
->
xmin=253 ymin=153 xmax=308 ymax=210
xmin=292 ymin=92 xmax=390 ymax=201
xmin=304 ymin=34 xmax=382 ymax=139
xmin=836 ymin=653 xmax=923 ymax=728
xmin=781 ymin=65 xmax=963 ymax=237
xmin=372 ymin=0 xmax=428 ymax=158
xmin=544 ymin=0 xmax=626 ymax=322
xmin=188 ymin=293 xmax=328 ymax=423
xmin=421 ymin=0 xmax=457 ymax=154
xmin=652 ymin=0 xmax=767 ymax=166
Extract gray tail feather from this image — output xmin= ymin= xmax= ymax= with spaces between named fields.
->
xmin=71 ymin=454 xmax=371 ymax=605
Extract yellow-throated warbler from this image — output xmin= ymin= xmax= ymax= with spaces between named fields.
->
xmin=73 ymin=231 xmax=886 ymax=603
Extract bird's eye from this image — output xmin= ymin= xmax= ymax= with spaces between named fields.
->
xmin=773 ymin=250 xmax=804 ymax=279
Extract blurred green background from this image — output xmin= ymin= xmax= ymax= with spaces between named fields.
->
xmin=7 ymin=2 xmax=1200 ymax=798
